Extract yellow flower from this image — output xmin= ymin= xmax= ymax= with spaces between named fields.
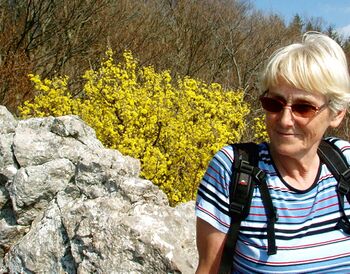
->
xmin=18 ymin=49 xmax=251 ymax=206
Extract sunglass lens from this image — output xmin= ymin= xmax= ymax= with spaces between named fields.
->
xmin=291 ymin=104 xmax=317 ymax=117
xmin=260 ymin=97 xmax=283 ymax=113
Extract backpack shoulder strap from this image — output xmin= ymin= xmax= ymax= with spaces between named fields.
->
xmin=318 ymin=139 xmax=350 ymax=233
xmin=318 ymin=139 xmax=350 ymax=191
xmin=229 ymin=143 xmax=261 ymax=219
xmin=218 ymin=143 xmax=277 ymax=274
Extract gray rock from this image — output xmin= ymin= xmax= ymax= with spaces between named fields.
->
xmin=50 ymin=115 xmax=104 ymax=150
xmin=0 ymin=133 xmax=18 ymax=180
xmin=0 ymin=183 xmax=9 ymax=210
xmin=0 ymin=206 xmax=28 ymax=273
xmin=13 ymin=116 xmax=104 ymax=168
xmin=0 ymin=106 xmax=18 ymax=134
xmin=9 ymin=158 xmax=75 ymax=225
xmin=5 ymin=180 xmax=197 ymax=274
xmin=0 ymin=106 xmax=198 ymax=274
xmin=5 ymin=201 xmax=70 ymax=273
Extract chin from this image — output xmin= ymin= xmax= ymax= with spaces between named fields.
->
xmin=269 ymin=139 xmax=303 ymax=157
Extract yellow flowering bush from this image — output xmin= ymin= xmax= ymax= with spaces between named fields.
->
xmin=20 ymin=74 xmax=77 ymax=117
xmin=253 ymin=115 xmax=269 ymax=142
xmin=19 ymin=50 xmax=250 ymax=205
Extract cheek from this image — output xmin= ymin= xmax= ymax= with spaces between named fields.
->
xmin=265 ymin=113 xmax=276 ymax=128
xmin=301 ymin=122 xmax=327 ymax=141
xmin=264 ymin=114 xmax=276 ymax=136
xmin=304 ymin=114 xmax=333 ymax=136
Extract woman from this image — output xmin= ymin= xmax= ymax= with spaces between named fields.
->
xmin=195 ymin=32 xmax=350 ymax=273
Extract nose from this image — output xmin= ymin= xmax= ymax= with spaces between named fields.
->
xmin=279 ymin=106 xmax=295 ymax=126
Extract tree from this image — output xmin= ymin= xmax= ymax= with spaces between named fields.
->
xmin=289 ymin=14 xmax=304 ymax=35
xmin=0 ymin=0 xmax=110 ymax=113
xmin=325 ymin=25 xmax=343 ymax=45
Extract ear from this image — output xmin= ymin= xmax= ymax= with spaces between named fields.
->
xmin=329 ymin=109 xmax=347 ymax=128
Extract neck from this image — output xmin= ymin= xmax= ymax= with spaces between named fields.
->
xmin=269 ymin=146 xmax=320 ymax=190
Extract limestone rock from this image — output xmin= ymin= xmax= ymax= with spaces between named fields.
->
xmin=9 ymin=158 xmax=75 ymax=226
xmin=13 ymin=116 xmax=103 ymax=167
xmin=0 ymin=106 xmax=18 ymax=134
xmin=0 ymin=106 xmax=198 ymax=274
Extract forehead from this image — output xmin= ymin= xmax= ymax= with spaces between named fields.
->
xmin=268 ymin=85 xmax=326 ymax=102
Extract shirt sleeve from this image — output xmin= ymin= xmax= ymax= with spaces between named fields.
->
xmin=195 ymin=145 xmax=234 ymax=233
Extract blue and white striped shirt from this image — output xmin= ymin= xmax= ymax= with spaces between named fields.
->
xmin=196 ymin=137 xmax=350 ymax=273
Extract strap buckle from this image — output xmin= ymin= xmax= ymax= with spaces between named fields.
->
xmin=229 ymin=201 xmax=245 ymax=215
xmin=239 ymin=160 xmax=266 ymax=184
xmin=239 ymin=160 xmax=254 ymax=174
xmin=253 ymin=168 xmax=266 ymax=184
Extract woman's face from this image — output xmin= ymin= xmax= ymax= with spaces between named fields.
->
xmin=264 ymin=84 xmax=344 ymax=159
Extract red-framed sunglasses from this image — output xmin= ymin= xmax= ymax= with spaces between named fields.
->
xmin=259 ymin=92 xmax=328 ymax=118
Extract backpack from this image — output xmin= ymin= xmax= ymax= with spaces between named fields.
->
xmin=218 ymin=139 xmax=350 ymax=274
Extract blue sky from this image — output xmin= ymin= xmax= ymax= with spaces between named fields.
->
xmin=250 ymin=0 xmax=350 ymax=38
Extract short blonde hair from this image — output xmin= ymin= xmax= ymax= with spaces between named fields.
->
xmin=260 ymin=32 xmax=350 ymax=112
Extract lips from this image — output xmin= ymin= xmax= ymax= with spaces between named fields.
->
xmin=276 ymin=130 xmax=295 ymax=135
xmin=275 ymin=131 xmax=298 ymax=137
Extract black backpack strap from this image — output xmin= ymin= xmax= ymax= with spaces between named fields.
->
xmin=218 ymin=143 xmax=277 ymax=274
xmin=257 ymin=177 xmax=278 ymax=255
xmin=318 ymin=139 xmax=350 ymax=233
xmin=246 ymin=142 xmax=277 ymax=255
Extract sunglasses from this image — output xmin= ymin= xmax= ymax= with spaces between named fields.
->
xmin=259 ymin=95 xmax=328 ymax=118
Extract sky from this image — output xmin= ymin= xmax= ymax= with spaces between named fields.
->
xmin=250 ymin=0 xmax=350 ymax=38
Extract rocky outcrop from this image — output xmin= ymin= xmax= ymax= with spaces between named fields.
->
xmin=0 ymin=106 xmax=197 ymax=273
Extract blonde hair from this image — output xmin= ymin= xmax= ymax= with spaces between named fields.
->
xmin=260 ymin=32 xmax=350 ymax=112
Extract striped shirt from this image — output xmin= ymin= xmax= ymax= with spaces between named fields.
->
xmin=195 ymin=137 xmax=350 ymax=273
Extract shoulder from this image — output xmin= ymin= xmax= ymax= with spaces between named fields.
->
xmin=212 ymin=142 xmax=268 ymax=167
xmin=204 ymin=142 xmax=269 ymax=181
xmin=323 ymin=137 xmax=350 ymax=165
xmin=213 ymin=145 xmax=234 ymax=167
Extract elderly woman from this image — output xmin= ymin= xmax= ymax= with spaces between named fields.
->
xmin=195 ymin=32 xmax=350 ymax=273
